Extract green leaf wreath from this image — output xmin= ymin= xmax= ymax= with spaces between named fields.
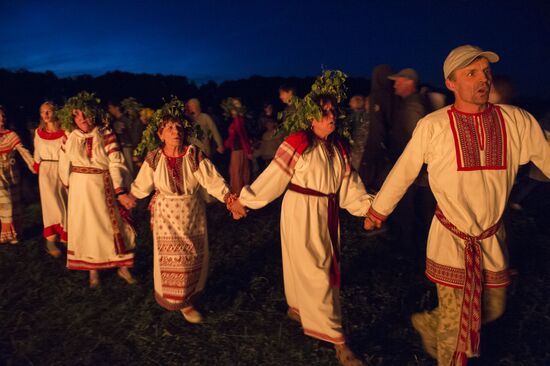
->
xmin=220 ymin=97 xmax=247 ymax=119
xmin=278 ymin=69 xmax=353 ymax=143
xmin=56 ymin=91 xmax=110 ymax=132
xmin=120 ymin=97 xmax=143 ymax=120
xmin=134 ymin=96 xmax=202 ymax=156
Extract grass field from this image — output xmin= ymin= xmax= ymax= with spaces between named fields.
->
xmin=1 ymin=187 xmax=549 ymax=366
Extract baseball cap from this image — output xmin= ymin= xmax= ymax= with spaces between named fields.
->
xmin=388 ymin=68 xmax=419 ymax=83
xmin=443 ymin=45 xmax=499 ymax=79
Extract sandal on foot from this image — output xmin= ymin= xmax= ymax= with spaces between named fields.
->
xmin=181 ymin=306 xmax=203 ymax=324
xmin=335 ymin=344 xmax=365 ymax=366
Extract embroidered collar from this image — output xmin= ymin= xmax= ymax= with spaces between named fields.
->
xmin=450 ymin=103 xmax=494 ymax=117
xmin=37 ymin=128 xmax=65 ymax=140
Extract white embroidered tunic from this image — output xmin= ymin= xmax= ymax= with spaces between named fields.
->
xmin=0 ymin=130 xmax=34 ymax=243
xmin=130 ymin=145 xmax=230 ymax=310
xmin=369 ymin=104 xmax=550 ymax=287
xmin=59 ymin=127 xmax=135 ymax=270
xmin=239 ymin=131 xmax=373 ymax=344
xmin=33 ymin=128 xmax=68 ymax=240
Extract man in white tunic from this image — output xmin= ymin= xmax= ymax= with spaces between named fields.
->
xmin=364 ymin=45 xmax=550 ymax=365
xmin=237 ymin=96 xmax=373 ymax=366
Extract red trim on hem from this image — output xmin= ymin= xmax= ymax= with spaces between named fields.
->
xmin=67 ymin=258 xmax=134 ymax=270
xmin=303 ymin=328 xmax=345 ymax=344
xmin=426 ymin=272 xmax=511 ymax=289
xmin=155 ymin=291 xmax=188 ymax=311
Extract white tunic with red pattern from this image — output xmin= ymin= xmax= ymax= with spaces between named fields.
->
xmin=239 ymin=131 xmax=373 ymax=344
xmin=0 ymin=130 xmax=34 ymax=243
xmin=130 ymin=145 xmax=230 ymax=310
xmin=369 ymin=104 xmax=550 ymax=287
xmin=33 ymin=128 xmax=68 ymax=240
xmin=59 ymin=127 xmax=135 ymax=270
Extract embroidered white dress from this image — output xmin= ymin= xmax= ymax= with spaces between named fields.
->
xmin=130 ymin=146 xmax=230 ymax=310
xmin=33 ymin=128 xmax=68 ymax=240
xmin=369 ymin=104 xmax=550 ymax=287
xmin=59 ymin=127 xmax=135 ymax=270
xmin=0 ymin=130 xmax=35 ymax=243
xmin=239 ymin=131 xmax=373 ymax=344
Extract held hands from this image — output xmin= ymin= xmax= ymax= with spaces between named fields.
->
xmin=118 ymin=193 xmax=137 ymax=210
xmin=229 ymin=199 xmax=248 ymax=220
xmin=225 ymin=193 xmax=247 ymax=220
xmin=363 ymin=214 xmax=382 ymax=231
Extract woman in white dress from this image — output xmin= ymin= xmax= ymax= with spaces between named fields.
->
xmin=33 ymin=102 xmax=68 ymax=257
xmin=121 ymin=112 xmax=241 ymax=323
xmin=58 ymin=93 xmax=136 ymax=288
xmin=235 ymin=95 xmax=373 ymax=366
xmin=0 ymin=105 xmax=36 ymax=244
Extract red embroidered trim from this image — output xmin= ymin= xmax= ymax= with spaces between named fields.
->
xmin=367 ymin=207 xmax=387 ymax=222
xmin=85 ymin=137 xmax=93 ymax=159
xmin=425 ymin=258 xmax=511 ymax=287
xmin=303 ymin=328 xmax=345 ymax=344
xmin=67 ymin=258 xmax=134 ymax=270
xmin=107 ymin=147 xmax=120 ymax=155
xmin=36 ymin=129 xmax=65 ymax=140
xmin=103 ymin=133 xmax=117 ymax=145
xmin=449 ymin=105 xmax=507 ymax=171
xmin=43 ymin=224 xmax=67 ymax=241
xmin=154 ymin=291 xmax=190 ymax=311
xmin=145 ymin=149 xmax=163 ymax=170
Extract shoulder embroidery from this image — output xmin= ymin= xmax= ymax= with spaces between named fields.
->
xmin=145 ymin=148 xmax=163 ymax=171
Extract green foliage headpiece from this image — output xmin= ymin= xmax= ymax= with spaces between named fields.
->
xmin=278 ymin=69 xmax=352 ymax=142
xmin=57 ymin=91 xmax=110 ymax=132
xmin=120 ymin=97 xmax=143 ymax=120
xmin=134 ymin=96 xmax=202 ymax=156
xmin=220 ymin=97 xmax=247 ymax=119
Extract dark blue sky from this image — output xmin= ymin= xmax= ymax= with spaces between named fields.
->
xmin=1 ymin=0 xmax=549 ymax=97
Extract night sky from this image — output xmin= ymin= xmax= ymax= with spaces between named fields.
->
xmin=1 ymin=0 xmax=549 ymax=97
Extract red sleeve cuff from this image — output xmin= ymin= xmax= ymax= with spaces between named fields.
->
xmin=114 ymin=187 xmax=127 ymax=195
xmin=33 ymin=162 xmax=40 ymax=173
xmin=368 ymin=207 xmax=388 ymax=222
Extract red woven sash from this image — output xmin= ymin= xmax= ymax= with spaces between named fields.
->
xmin=434 ymin=206 xmax=501 ymax=365
xmin=287 ymin=183 xmax=340 ymax=288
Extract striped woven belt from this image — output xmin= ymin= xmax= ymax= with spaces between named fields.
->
xmin=434 ymin=205 xmax=501 ymax=364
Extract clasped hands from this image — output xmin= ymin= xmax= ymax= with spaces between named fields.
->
xmin=363 ymin=213 xmax=382 ymax=231
xmin=118 ymin=193 xmax=137 ymax=210
xmin=227 ymin=198 xmax=247 ymax=220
